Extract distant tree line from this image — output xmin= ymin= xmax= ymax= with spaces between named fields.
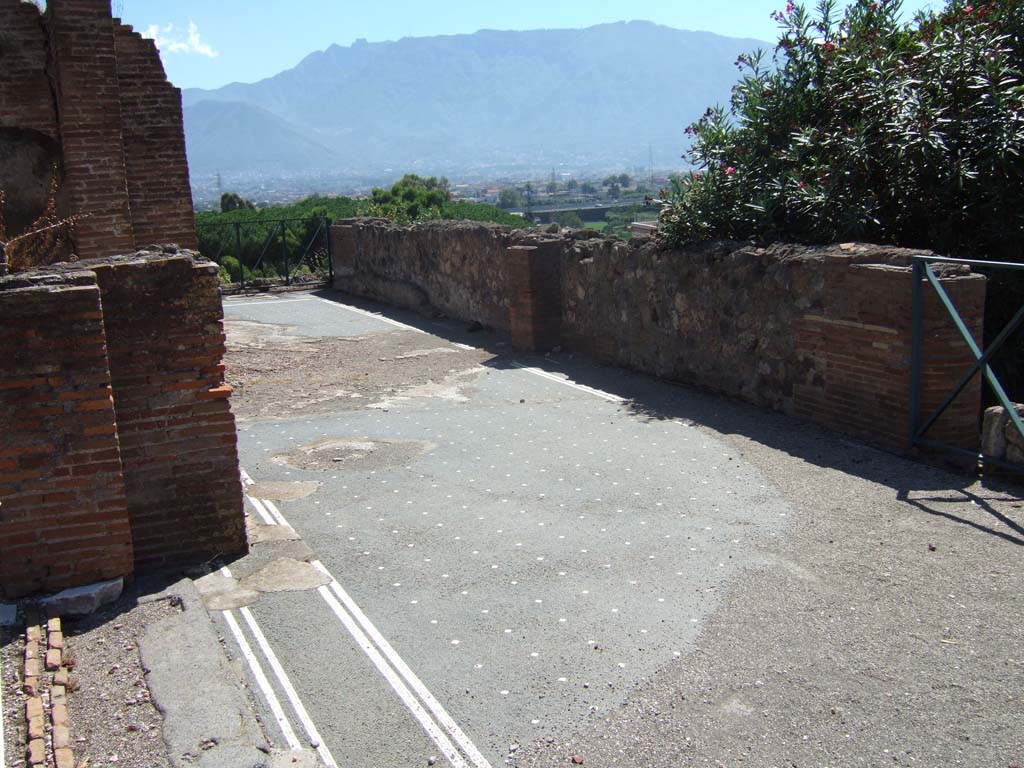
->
xmin=196 ymin=174 xmax=527 ymax=284
xmin=497 ymin=173 xmax=650 ymax=209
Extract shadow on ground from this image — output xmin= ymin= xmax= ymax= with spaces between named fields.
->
xmin=312 ymin=288 xmax=1024 ymax=548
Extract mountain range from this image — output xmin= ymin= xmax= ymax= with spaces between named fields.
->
xmin=181 ymin=21 xmax=767 ymax=178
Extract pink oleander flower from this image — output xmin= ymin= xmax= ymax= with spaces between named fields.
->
xmin=724 ymin=166 xmax=737 ymax=176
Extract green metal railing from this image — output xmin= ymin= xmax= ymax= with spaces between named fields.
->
xmin=196 ymin=216 xmax=333 ymax=291
xmin=909 ymin=254 xmax=1024 ymax=472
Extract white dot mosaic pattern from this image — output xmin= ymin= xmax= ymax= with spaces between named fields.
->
xmin=239 ymin=384 xmax=789 ymax=757
xmin=230 ymin=296 xmax=791 ymax=763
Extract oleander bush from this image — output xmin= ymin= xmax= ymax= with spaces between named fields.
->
xmin=661 ymin=0 xmax=1024 ymax=401
xmin=662 ymin=0 xmax=1024 ymax=256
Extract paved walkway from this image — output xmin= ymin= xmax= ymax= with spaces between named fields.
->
xmin=215 ymin=291 xmax=1023 ymax=768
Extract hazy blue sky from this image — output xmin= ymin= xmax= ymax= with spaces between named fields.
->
xmin=114 ymin=0 xmax=942 ymax=90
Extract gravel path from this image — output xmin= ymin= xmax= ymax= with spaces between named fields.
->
xmin=519 ymin=394 xmax=1024 ymax=768
xmin=225 ymin=319 xmax=490 ymax=421
xmin=2 ymin=626 xmax=25 ymax=768
xmin=63 ymin=590 xmax=180 ymax=768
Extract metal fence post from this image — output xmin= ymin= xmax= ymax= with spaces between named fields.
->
xmin=234 ymin=222 xmax=244 ymax=291
xmin=281 ymin=221 xmax=290 ymax=286
xmin=909 ymin=258 xmax=923 ymax=449
xmin=325 ymin=218 xmax=333 ymax=286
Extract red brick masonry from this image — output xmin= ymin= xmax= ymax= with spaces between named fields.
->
xmin=0 ymin=250 xmax=245 ymax=600
xmin=0 ymin=271 xmax=133 ymax=598
xmin=89 ymin=254 xmax=244 ymax=570
xmin=0 ymin=0 xmax=197 ymax=259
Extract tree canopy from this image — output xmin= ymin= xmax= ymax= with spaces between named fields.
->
xmin=369 ymin=174 xmax=452 ymax=220
xmin=220 ymin=192 xmax=255 ymax=212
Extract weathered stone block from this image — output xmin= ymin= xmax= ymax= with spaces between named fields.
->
xmin=39 ymin=577 xmax=123 ymax=616
xmin=982 ymin=403 xmax=1024 ymax=464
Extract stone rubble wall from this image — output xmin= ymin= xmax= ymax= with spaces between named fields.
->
xmin=0 ymin=249 xmax=245 ymax=600
xmin=332 ymin=219 xmax=516 ymax=331
xmin=330 ymin=219 xmax=597 ymax=333
xmin=332 ymin=220 xmax=986 ymax=453
xmin=562 ymin=238 xmax=985 ymax=451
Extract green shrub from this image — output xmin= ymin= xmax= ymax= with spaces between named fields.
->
xmin=661 ymin=0 xmax=1024 ymax=401
xmin=661 ymin=0 xmax=1024 ymax=259
xmin=556 ymin=211 xmax=585 ymax=228
xmin=216 ymin=254 xmax=241 ymax=284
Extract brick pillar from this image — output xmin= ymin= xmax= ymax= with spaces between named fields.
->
xmin=46 ymin=0 xmax=135 ymax=258
xmin=916 ymin=271 xmax=987 ymax=450
xmin=330 ymin=221 xmax=357 ymax=286
xmin=114 ymin=24 xmax=197 ymax=249
xmin=794 ymin=264 xmax=986 ymax=452
xmin=0 ymin=270 xmax=134 ymax=600
xmin=85 ymin=253 xmax=246 ymax=569
xmin=507 ymin=242 xmax=562 ymax=353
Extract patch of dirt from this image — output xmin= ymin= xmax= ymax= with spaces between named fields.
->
xmin=237 ymin=559 xmax=332 ymax=594
xmin=368 ymin=366 xmax=487 ymax=410
xmin=192 ymin=573 xmax=261 ymax=612
xmin=245 ymin=517 xmax=301 ymax=544
xmin=245 ymin=480 xmax=320 ymax=501
xmin=194 ymin=555 xmax=331 ymax=611
xmin=273 ymin=436 xmax=435 ymax=473
xmin=224 ymin=320 xmax=492 ymax=420
xmin=63 ymin=591 xmax=181 ymax=768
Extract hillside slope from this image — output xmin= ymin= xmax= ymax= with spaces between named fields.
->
xmin=182 ymin=21 xmax=766 ymax=174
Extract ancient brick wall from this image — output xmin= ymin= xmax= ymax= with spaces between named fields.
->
xmin=86 ymin=252 xmax=244 ymax=569
xmin=507 ymin=242 xmax=562 ymax=353
xmin=0 ymin=1 xmax=63 ymax=238
xmin=113 ymin=24 xmax=197 ymax=250
xmin=0 ymin=2 xmax=59 ymax=139
xmin=0 ymin=271 xmax=134 ymax=600
xmin=792 ymin=261 xmax=985 ymax=450
xmin=0 ymin=0 xmax=196 ymax=258
xmin=332 ymin=221 xmax=986 ymax=454
xmin=46 ymin=0 xmax=136 ymax=258
xmin=0 ymin=249 xmax=245 ymax=599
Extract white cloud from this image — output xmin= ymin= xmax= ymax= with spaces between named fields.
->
xmin=142 ymin=21 xmax=218 ymax=58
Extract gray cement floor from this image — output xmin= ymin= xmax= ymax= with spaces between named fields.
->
xmin=216 ymin=291 xmax=1023 ymax=768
